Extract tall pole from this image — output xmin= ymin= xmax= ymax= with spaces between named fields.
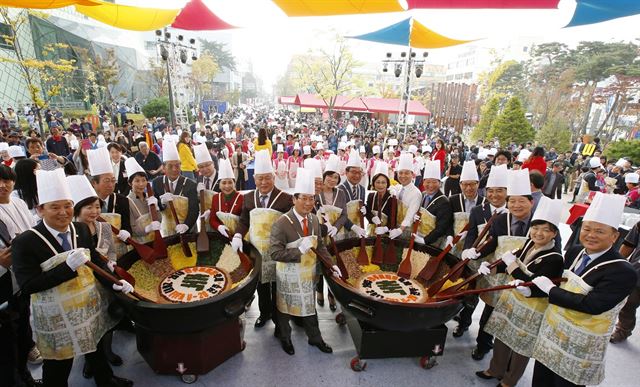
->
xmin=401 ymin=47 xmax=413 ymax=141
xmin=165 ymin=54 xmax=176 ymax=127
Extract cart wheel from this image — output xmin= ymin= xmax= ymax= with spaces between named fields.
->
xmin=181 ymin=374 xmax=198 ymax=384
xmin=350 ymin=356 xmax=367 ymax=372
xmin=335 ymin=313 xmax=347 ymax=326
xmin=420 ymin=356 xmax=437 ymax=369
xmin=240 ymin=340 xmax=247 ymax=351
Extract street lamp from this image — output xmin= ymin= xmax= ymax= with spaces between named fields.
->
xmin=383 ymin=50 xmax=428 ymax=141
xmin=155 ymin=28 xmax=198 ymax=127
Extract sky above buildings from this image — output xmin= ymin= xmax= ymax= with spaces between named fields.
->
xmin=118 ymin=0 xmax=640 ymax=88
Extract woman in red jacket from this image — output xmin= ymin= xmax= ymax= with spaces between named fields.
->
xmin=209 ymin=159 xmax=243 ymax=238
xmin=522 ymin=146 xmax=547 ymax=176
xmin=431 ymin=139 xmax=446 ymax=174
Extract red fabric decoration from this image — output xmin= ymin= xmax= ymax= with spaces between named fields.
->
xmin=171 ymin=0 xmax=235 ymax=31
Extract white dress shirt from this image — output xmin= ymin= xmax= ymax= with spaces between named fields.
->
xmin=399 ymin=183 xmax=422 ymax=228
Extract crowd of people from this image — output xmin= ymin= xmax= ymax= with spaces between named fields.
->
xmin=0 ymin=103 xmax=639 ymax=387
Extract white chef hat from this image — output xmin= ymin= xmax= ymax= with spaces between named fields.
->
xmin=217 ymin=158 xmax=235 ymax=180
xmin=254 ymin=149 xmax=274 ymax=175
xmin=588 ymin=157 xmax=602 ymax=169
xmin=388 ymin=139 xmax=398 ymax=146
xmin=303 ymin=145 xmax=311 ymax=155
xmin=460 ymin=160 xmax=479 ymax=182
xmin=276 ymin=144 xmax=284 ymax=153
xmin=324 ymin=154 xmax=340 ymax=174
xmin=67 ymin=175 xmax=98 ymax=205
xmin=87 ymin=147 xmax=113 ymax=176
xmin=317 ymin=142 xmax=324 ymax=150
xmin=422 ymin=145 xmax=432 ymax=154
xmin=294 ymin=142 xmax=300 ymax=150
xmin=8 ymin=145 xmax=25 ymax=158
xmin=338 ymin=142 xmax=346 ymax=150
xmin=615 ymin=158 xmax=628 ymax=168
xmin=397 ymin=152 xmax=414 ymax=172
xmin=304 ymin=158 xmax=323 ymax=179
xmin=346 ymin=149 xmax=362 ymax=169
xmin=359 ymin=146 xmax=366 ymax=153
xmin=583 ymin=192 xmax=626 ymax=229
xmin=293 ymin=168 xmax=315 ymax=195
xmin=162 ymin=140 xmax=180 ymax=162
xmin=154 ymin=131 xmax=163 ymax=140
xmin=423 ymin=160 xmax=441 ymax=180
xmin=372 ymin=160 xmax=389 ymax=179
xmin=37 ymin=169 xmax=73 ymax=205
xmin=193 ymin=143 xmax=213 ymax=165
xmin=486 ymin=164 xmax=508 ymax=188
xmin=408 ymin=145 xmax=418 ymax=154
xmin=625 ymin=173 xmax=639 ymax=184
xmin=517 ymin=149 xmax=531 ymax=162
xmin=531 ymin=196 xmax=563 ymax=228
xmin=0 ymin=142 xmax=8 ymax=152
xmin=124 ymin=157 xmax=145 ymax=177
xmin=372 ymin=145 xmax=381 ymax=154
xmin=507 ymin=168 xmax=532 ymax=196
xmin=70 ymin=140 xmax=79 ymax=150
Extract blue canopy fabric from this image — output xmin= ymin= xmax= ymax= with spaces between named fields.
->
xmin=566 ymin=0 xmax=640 ymax=27
xmin=351 ymin=18 xmax=411 ymax=46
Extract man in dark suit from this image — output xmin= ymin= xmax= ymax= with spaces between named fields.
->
xmin=414 ymin=161 xmax=453 ymax=246
xmin=543 ymin=161 xmax=565 ymax=199
xmin=107 ymin=143 xmax=129 ymax=196
xmin=337 ymin=158 xmax=367 ymax=239
xmin=92 ymin=177 xmax=132 ymax=233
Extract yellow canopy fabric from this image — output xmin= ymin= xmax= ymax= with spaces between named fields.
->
xmin=0 ymin=0 xmax=98 ymax=8
xmin=75 ymin=0 xmax=180 ymax=31
xmin=273 ymin=0 xmax=404 ymax=17
xmin=409 ymin=19 xmax=473 ymax=48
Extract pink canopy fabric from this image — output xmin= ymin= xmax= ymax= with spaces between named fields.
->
xmin=362 ymin=97 xmax=431 ymax=116
xmin=278 ymin=96 xmax=296 ymax=105
xmin=171 ymin=0 xmax=235 ymax=31
xmin=289 ymin=94 xmax=431 ymax=116
xmin=406 ymin=0 xmax=559 ymax=8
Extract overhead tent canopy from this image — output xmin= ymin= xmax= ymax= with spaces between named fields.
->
xmin=406 ymin=0 xmax=560 ymax=9
xmin=565 ymin=0 xmax=640 ymax=27
xmin=286 ymin=94 xmax=431 ymax=116
xmin=171 ymin=0 xmax=236 ymax=30
xmin=362 ymin=97 xmax=431 ymax=115
xmin=0 ymin=0 xmax=99 ymax=8
xmin=278 ymin=96 xmax=296 ymax=105
xmin=272 ymin=0 xmax=404 ymax=17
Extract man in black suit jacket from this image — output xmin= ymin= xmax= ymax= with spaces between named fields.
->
xmin=107 ymin=144 xmax=129 ymax=196
xmin=151 ymin=171 xmax=199 ymax=234
xmin=414 ymin=177 xmax=454 ymax=246
xmin=91 ymin=175 xmax=132 ymax=233
xmin=337 ymin=166 xmax=367 ymax=238
xmin=543 ymin=162 xmax=564 ymax=199
xmin=12 ymin=199 xmax=133 ymax=387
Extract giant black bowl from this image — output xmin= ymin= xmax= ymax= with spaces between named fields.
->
xmin=115 ymin=233 xmax=260 ymax=334
xmin=322 ymin=238 xmax=467 ymax=332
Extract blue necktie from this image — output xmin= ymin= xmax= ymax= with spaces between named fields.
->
xmin=58 ymin=231 xmax=71 ymax=252
xmin=423 ymin=195 xmax=431 ymax=207
xmin=574 ymin=254 xmax=591 ymax=275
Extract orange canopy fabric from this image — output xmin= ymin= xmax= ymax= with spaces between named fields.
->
xmin=272 ymin=0 xmax=404 ymax=17
xmin=0 ymin=0 xmax=98 ymax=8
xmin=75 ymin=0 xmax=180 ymax=31
xmin=409 ymin=19 xmax=473 ymax=48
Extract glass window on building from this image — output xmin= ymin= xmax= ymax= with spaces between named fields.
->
xmin=0 ymin=22 xmax=15 ymax=50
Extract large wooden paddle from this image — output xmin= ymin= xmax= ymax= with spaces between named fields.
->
xmin=145 ymin=183 xmax=168 ymax=259
xmin=311 ymin=247 xmax=347 ymax=282
xmin=383 ymin=195 xmax=398 ymax=265
xmin=356 ymin=200 xmax=369 ymax=265
xmin=95 ymin=252 xmax=136 ymax=286
xmin=432 ymin=277 xmax=567 ymax=301
xmin=196 ymin=190 xmax=210 ymax=253
xmin=328 ymin=236 xmax=350 ymax=281
xmin=85 ymin=260 xmax=153 ymax=302
xmin=436 ymin=250 xmax=500 ymax=296
xmin=372 ymin=196 xmax=384 ymax=265
xmin=397 ymin=216 xmax=421 ymax=279
xmin=417 ymin=222 xmax=471 ymax=283
xmin=221 ymin=235 xmax=253 ymax=273
xmin=97 ymin=216 xmax=156 ymax=264
xmin=163 ymin=180 xmax=192 ymax=258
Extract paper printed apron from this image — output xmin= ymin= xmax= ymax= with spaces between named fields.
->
xmin=318 ymin=204 xmax=343 ymax=243
xmin=479 ymin=234 xmax=528 ymax=306
xmin=338 ymin=200 xmax=361 ymax=241
xmin=130 ymin=200 xmax=154 ymax=244
xmin=203 ymin=189 xmax=215 ymax=232
xmin=452 ymin=212 xmax=470 ymax=254
xmin=276 ymin=234 xmax=318 ymax=317
xmin=417 ymin=207 xmax=437 ymax=240
xmin=100 ymin=212 xmax=131 ymax=258
xmin=160 ymin=196 xmax=189 ymax=237
xmin=29 ymin=230 xmax=117 ymax=360
xmin=532 ymin=264 xmax=628 ymax=386
xmin=247 ymin=192 xmax=285 ymax=284
xmin=367 ymin=211 xmax=389 ymax=237
xmin=215 ymin=193 xmax=242 ymax=236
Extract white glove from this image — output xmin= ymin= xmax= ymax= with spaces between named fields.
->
xmin=160 ymin=192 xmax=174 ymax=205
xmin=146 ymin=196 xmax=158 ymax=208
xmin=231 ymin=234 xmax=243 ymax=252
xmin=413 ymin=214 xmax=421 ymax=222
xmin=371 ymin=216 xmax=381 ymax=226
xmin=197 ymin=182 xmax=205 ymax=192
xmin=509 ymin=279 xmax=531 ymax=297
xmin=113 ymin=280 xmax=134 ymax=294
xmin=501 ymin=251 xmax=517 ymax=266
xmin=298 ymin=237 xmax=313 ymax=254
xmin=199 ymin=209 xmax=211 ymax=221
xmin=458 ymin=230 xmax=468 ymax=240
xmin=217 ymin=225 xmax=229 ymax=238
xmin=477 ymin=261 xmax=491 ymax=275
xmin=360 ymin=206 xmax=367 ymax=215
xmin=445 ymin=235 xmax=454 ymax=248
xmin=327 ymin=225 xmax=338 ymax=238
xmin=117 ymin=230 xmax=131 ymax=242
xmin=461 ymin=248 xmax=481 ymax=260
xmin=351 ymin=225 xmax=366 ymax=238
xmin=532 ymin=276 xmax=556 ymax=294
xmin=175 ymin=224 xmax=189 ymax=234
xmin=66 ymin=249 xmax=89 ymax=271
xmin=331 ymin=265 xmax=342 ymax=278
xmin=144 ymin=221 xmax=161 ymax=233
xmin=412 ymin=233 xmax=425 ymax=244
xmin=375 ymin=226 xmax=389 ymax=235
xmin=106 ymin=260 xmax=116 ymax=273
xmin=389 ymin=228 xmax=403 ymax=240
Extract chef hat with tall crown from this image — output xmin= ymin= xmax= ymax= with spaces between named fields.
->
xmin=346 ymin=149 xmax=362 ymax=169
xmin=338 ymin=142 xmax=346 ymax=151
xmin=583 ymin=192 xmax=626 ymax=229
xmin=254 ymin=149 xmax=274 ymax=175
xmin=217 ymin=158 xmax=235 ymax=180
xmin=372 ymin=160 xmax=389 ymax=179
xmin=303 ymin=145 xmax=311 ymax=155
xmin=124 ymin=157 xmax=145 ymax=177
xmin=37 ymin=169 xmax=73 ymax=205
xmin=0 ymin=142 xmax=9 ymax=152
xmin=408 ymin=145 xmax=418 ymax=154
xmin=193 ymin=143 xmax=212 ymax=165
xmin=162 ymin=140 xmax=180 ymax=162
xmin=372 ymin=145 xmax=381 ymax=154
xmin=423 ymin=160 xmax=441 ymax=180
xmin=532 ymin=196 xmax=563 ymax=227
xmin=517 ymin=149 xmax=531 ymax=162
xmin=293 ymin=168 xmax=315 ymax=195
xmin=8 ymin=145 xmax=25 ymax=158
xmin=486 ymin=164 xmax=508 ymax=188
xmin=359 ymin=146 xmax=366 ymax=153
xmin=507 ymin=168 xmax=532 ymax=196
xmin=154 ymin=131 xmax=163 ymax=140
xmin=588 ymin=157 xmax=602 ymax=169
xmin=87 ymin=147 xmax=113 ymax=176
xmin=397 ymin=152 xmax=414 ymax=171
xmin=276 ymin=144 xmax=284 ymax=153
xmin=294 ymin=142 xmax=300 ymax=150
xmin=625 ymin=173 xmax=639 ymax=184
xmin=460 ymin=160 xmax=479 ymax=182
xmin=325 ymin=154 xmax=340 ymax=174
xmin=304 ymin=158 xmax=323 ymax=179
xmin=67 ymin=175 xmax=98 ymax=205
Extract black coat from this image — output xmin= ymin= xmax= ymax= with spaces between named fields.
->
xmin=114 ymin=160 xmax=130 ymax=196
xmin=196 ymin=173 xmax=220 ymax=193
xmin=421 ymin=190 xmax=453 ymax=245
xmin=104 ymin=193 xmax=132 ymax=233
xmin=151 ymin=175 xmax=199 ymax=232
xmin=449 ymin=193 xmax=486 ymax=214
xmin=236 ymin=187 xmax=293 ymax=237
xmin=480 ymin=212 xmax=562 ymax=258
xmin=543 ymin=170 xmax=564 ymax=199
xmin=582 ymin=171 xmax=598 ymax=191
xmin=11 ymin=222 xmax=111 ymax=296
xmin=0 ymin=219 xmax=13 ymax=305
xmin=463 ymin=202 xmax=495 ymax=249
xmin=548 ymin=246 xmax=637 ymax=315
xmin=338 ymin=180 xmax=366 ymax=231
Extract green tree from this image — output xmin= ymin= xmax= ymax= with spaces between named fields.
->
xmin=188 ymin=53 xmax=219 ymax=102
xmin=471 ymin=96 xmax=500 ymax=142
xmin=535 ymin=118 xmax=572 ymax=152
xmin=604 ymin=140 xmax=640 ymax=163
xmin=199 ymin=39 xmax=236 ymax=71
xmin=487 ymin=97 xmax=535 ymax=146
xmin=478 ymin=60 xmax=526 ymax=104
xmin=74 ymin=46 xmax=119 ymax=105
xmin=145 ymin=58 xmax=168 ymax=96
xmin=142 ymin=97 xmax=170 ymax=119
